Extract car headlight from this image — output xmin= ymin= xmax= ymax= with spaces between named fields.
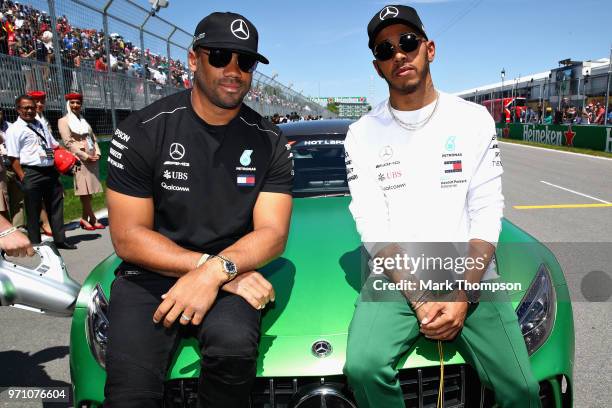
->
xmin=516 ymin=264 xmax=556 ymax=355
xmin=86 ymin=283 xmax=109 ymax=368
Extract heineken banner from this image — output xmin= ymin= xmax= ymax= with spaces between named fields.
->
xmin=495 ymin=123 xmax=612 ymax=153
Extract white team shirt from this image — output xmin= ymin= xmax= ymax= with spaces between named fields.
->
xmin=345 ymin=92 xmax=504 ymax=279
xmin=5 ymin=117 xmax=58 ymax=167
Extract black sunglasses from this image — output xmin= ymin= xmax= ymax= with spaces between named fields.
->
xmin=373 ymin=33 xmax=425 ymax=61
xmin=199 ymin=48 xmax=258 ymax=73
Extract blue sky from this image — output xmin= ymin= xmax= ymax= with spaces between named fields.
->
xmin=155 ymin=0 xmax=611 ymax=106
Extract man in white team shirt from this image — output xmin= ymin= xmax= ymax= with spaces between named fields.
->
xmin=342 ymin=5 xmax=541 ymax=407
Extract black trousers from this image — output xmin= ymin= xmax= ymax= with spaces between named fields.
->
xmin=20 ymin=166 xmax=66 ymax=244
xmin=103 ymin=267 xmax=261 ymax=408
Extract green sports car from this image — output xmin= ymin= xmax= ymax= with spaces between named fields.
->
xmin=70 ymin=119 xmax=574 ymax=407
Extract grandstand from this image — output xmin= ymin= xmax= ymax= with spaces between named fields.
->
xmin=0 ymin=0 xmax=332 ymax=137
xmin=455 ymin=57 xmax=611 ymax=112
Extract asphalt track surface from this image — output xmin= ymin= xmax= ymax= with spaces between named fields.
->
xmin=0 ymin=141 xmax=611 ymax=407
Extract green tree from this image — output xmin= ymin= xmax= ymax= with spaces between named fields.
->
xmin=327 ymin=102 xmax=339 ymax=114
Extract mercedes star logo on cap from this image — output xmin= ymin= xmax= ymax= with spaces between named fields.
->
xmin=379 ymin=6 xmax=399 ymax=20
xmin=230 ymin=19 xmax=250 ymax=40
xmin=169 ymin=143 xmax=185 ymax=161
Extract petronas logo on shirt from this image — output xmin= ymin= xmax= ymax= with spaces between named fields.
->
xmin=445 ymin=136 xmax=456 ymax=152
xmin=240 ymin=150 xmax=253 ymax=166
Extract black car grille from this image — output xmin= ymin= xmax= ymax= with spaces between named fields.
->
xmin=400 ymin=365 xmax=464 ymax=408
xmin=163 ymin=364 xmax=557 ymax=408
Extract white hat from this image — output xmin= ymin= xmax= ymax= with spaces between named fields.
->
xmin=42 ymin=30 xmax=53 ymax=42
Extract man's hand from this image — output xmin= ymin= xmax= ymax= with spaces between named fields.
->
xmin=0 ymin=230 xmax=35 ymax=257
xmin=416 ymin=300 xmax=469 ymax=341
xmin=153 ymin=265 xmax=226 ymax=328
xmin=221 ymin=271 xmax=275 ymax=310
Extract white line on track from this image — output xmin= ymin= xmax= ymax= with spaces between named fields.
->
xmin=499 ymin=141 xmax=612 ymax=161
xmin=540 ymin=180 xmax=611 ymax=204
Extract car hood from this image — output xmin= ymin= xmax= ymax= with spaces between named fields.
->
xmin=75 ymin=196 xmax=564 ymax=378
xmin=259 ymin=196 xmax=363 ymax=337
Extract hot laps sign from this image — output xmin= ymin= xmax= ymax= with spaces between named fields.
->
xmin=293 ymin=140 xmax=345 ymax=147
xmin=496 ymin=123 xmax=612 ymax=153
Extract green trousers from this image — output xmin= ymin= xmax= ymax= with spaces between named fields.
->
xmin=343 ymin=288 xmax=541 ymax=408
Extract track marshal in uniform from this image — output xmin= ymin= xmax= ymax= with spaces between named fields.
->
xmin=104 ymin=11 xmax=293 ymax=407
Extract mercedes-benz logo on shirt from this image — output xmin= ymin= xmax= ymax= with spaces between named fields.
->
xmin=231 ymin=19 xmax=250 ymax=40
xmin=169 ymin=143 xmax=185 ymax=160
xmin=379 ymin=145 xmax=393 ymax=161
xmin=379 ymin=6 xmax=399 ymax=20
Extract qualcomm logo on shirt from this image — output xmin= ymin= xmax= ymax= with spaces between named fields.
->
xmin=161 ymin=182 xmax=190 ymax=192
xmin=240 ymin=149 xmax=253 ymax=166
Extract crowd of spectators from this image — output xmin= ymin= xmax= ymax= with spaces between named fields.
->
xmin=554 ymin=102 xmax=610 ymax=125
xmin=247 ymin=85 xmax=307 ymax=112
xmin=269 ymin=112 xmax=323 ymax=124
xmin=503 ymin=100 xmax=611 ymax=126
xmin=0 ymin=0 xmax=190 ymax=88
xmin=1 ymin=1 xmax=323 ymax=116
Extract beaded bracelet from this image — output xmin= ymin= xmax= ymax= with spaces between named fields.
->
xmin=0 ymin=227 xmax=17 ymax=238
xmin=196 ymin=253 xmax=210 ymax=268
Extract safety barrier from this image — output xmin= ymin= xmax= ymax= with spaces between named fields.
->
xmin=496 ymin=123 xmax=612 ymax=153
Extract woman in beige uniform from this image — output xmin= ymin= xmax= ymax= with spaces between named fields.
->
xmin=0 ymin=110 xmax=11 ymax=221
xmin=58 ymin=93 xmax=104 ymax=230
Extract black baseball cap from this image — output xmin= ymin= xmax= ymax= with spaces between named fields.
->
xmin=192 ymin=12 xmax=269 ymax=64
xmin=367 ymin=5 xmax=428 ymax=49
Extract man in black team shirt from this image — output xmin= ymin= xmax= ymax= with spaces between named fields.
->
xmin=104 ymin=12 xmax=293 ymax=408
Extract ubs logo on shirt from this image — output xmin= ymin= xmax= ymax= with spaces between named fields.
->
xmin=163 ymin=170 xmax=188 ymax=181
xmin=378 ymin=170 xmax=402 ymax=182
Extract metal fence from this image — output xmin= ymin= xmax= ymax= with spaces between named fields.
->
xmin=0 ymin=0 xmax=333 ymax=137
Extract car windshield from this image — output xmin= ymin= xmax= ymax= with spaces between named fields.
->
xmin=291 ymin=137 xmax=349 ymax=198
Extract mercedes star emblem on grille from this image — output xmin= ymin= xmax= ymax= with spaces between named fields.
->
xmin=311 ymin=340 xmax=333 ymax=358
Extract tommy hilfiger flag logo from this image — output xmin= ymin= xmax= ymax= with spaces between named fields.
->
xmin=237 ymin=174 xmax=256 ymax=186
xmin=444 ymin=160 xmax=462 ymax=173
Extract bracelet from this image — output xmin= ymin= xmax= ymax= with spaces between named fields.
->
xmin=0 ymin=226 xmax=17 ymax=238
xmin=196 ymin=253 xmax=210 ymax=268
xmin=411 ymin=290 xmax=430 ymax=311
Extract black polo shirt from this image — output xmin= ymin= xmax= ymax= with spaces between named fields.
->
xmin=107 ymin=89 xmax=293 ymax=255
